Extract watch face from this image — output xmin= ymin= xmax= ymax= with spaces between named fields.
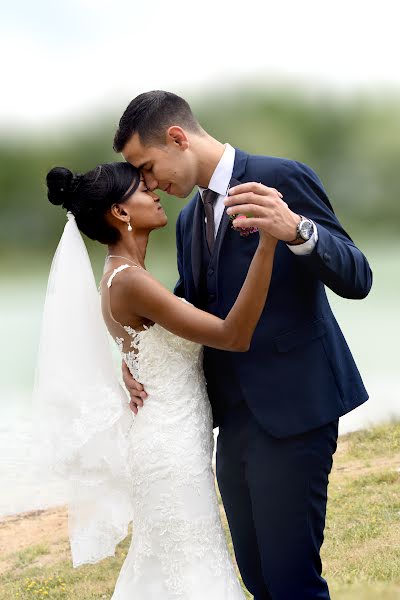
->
xmin=299 ymin=220 xmax=313 ymax=241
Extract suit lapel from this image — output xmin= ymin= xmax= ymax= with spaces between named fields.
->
xmin=214 ymin=175 xmax=242 ymax=247
xmin=190 ymin=191 xmax=203 ymax=294
xmin=213 ymin=147 xmax=248 ymax=254
xmin=231 ymin=147 xmax=248 ymax=181
xmin=190 ymin=148 xmax=249 ymax=294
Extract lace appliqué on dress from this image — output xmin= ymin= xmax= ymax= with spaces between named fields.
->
xmin=102 ymin=267 xmax=244 ymax=599
xmin=115 ymin=324 xmax=151 ymax=382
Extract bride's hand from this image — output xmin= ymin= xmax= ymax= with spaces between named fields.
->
xmin=224 ymin=181 xmax=300 ymax=243
xmin=122 ymin=360 xmax=148 ymax=414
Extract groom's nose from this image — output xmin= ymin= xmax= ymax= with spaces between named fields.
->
xmin=143 ymin=171 xmax=158 ymax=192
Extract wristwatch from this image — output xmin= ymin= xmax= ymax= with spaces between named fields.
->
xmin=287 ymin=215 xmax=314 ymax=244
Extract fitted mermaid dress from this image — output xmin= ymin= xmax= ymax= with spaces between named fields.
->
xmin=100 ymin=264 xmax=245 ymax=600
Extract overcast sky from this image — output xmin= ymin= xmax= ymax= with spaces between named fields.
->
xmin=1 ymin=0 xmax=399 ymax=128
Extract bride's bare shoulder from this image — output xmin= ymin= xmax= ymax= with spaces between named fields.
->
xmin=100 ymin=264 xmax=154 ymax=288
xmin=100 ymin=265 xmax=161 ymax=328
xmin=101 ymin=264 xmax=167 ymax=307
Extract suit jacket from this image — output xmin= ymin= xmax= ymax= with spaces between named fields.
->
xmin=174 ymin=148 xmax=372 ymax=437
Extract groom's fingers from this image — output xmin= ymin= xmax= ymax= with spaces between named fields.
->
xmin=129 ymin=392 xmax=144 ymax=414
xmin=226 ymin=203 xmax=266 ymax=218
xmin=122 ymin=360 xmax=148 ymax=412
xmin=228 ymin=182 xmax=283 ymax=199
xmin=129 ymin=380 xmax=147 ymax=402
xmin=122 ymin=359 xmax=146 ymax=395
xmin=224 ymin=194 xmax=283 ymax=212
xmin=129 ymin=400 xmax=139 ymax=415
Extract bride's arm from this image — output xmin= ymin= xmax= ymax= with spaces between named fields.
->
xmin=112 ymin=235 xmax=277 ymax=353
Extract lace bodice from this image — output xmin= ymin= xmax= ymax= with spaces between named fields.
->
xmin=102 ymin=264 xmax=203 ymax=387
xmin=98 ymin=265 xmax=245 ymax=599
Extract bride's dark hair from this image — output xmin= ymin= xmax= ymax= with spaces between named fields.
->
xmin=46 ymin=162 xmax=140 ymax=244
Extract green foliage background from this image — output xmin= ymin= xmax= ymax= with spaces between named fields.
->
xmin=1 ymin=87 xmax=399 ymax=275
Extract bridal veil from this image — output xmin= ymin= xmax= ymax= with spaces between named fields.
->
xmin=32 ymin=212 xmax=134 ymax=567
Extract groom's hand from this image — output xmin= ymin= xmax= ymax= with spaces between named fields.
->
xmin=122 ymin=360 xmax=148 ymax=414
xmin=224 ymin=182 xmax=301 ymax=242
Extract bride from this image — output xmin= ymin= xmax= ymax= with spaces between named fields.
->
xmin=34 ymin=160 xmax=277 ymax=599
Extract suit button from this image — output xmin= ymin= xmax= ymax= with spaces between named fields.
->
xmin=208 ymin=294 xmax=216 ymax=301
xmin=208 ymin=268 xmax=214 ymax=276
xmin=323 ymin=251 xmax=331 ymax=262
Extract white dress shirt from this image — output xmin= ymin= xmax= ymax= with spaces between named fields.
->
xmin=198 ymin=143 xmax=318 ymax=255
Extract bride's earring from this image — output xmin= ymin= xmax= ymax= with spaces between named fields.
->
xmin=127 ymin=219 xmax=132 ymax=232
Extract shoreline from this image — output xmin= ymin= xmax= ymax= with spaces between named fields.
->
xmin=1 ymin=421 xmax=399 ymax=600
xmin=2 ymin=416 xmax=399 ymax=524
xmin=0 ymin=505 xmax=69 ymax=577
xmin=1 ymin=416 xmax=398 ymax=524
xmin=0 ymin=505 xmax=67 ymax=525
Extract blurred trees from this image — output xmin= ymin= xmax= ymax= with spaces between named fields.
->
xmin=1 ymin=88 xmax=399 ymax=266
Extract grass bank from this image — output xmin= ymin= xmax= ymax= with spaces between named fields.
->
xmin=1 ymin=421 xmax=399 ymax=599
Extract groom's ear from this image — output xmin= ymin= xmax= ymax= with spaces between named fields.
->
xmin=166 ymin=126 xmax=189 ymax=151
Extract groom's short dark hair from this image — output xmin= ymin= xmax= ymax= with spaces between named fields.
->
xmin=113 ymin=91 xmax=202 ymax=152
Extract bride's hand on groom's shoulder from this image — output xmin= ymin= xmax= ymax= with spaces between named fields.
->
xmin=121 ymin=360 xmax=148 ymax=414
xmin=224 ymin=182 xmax=300 ymax=242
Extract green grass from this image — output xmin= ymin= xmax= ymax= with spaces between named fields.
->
xmin=12 ymin=545 xmax=51 ymax=570
xmin=321 ymin=422 xmax=400 ymax=598
xmin=1 ymin=421 xmax=399 ymax=599
xmin=340 ymin=420 xmax=400 ymax=460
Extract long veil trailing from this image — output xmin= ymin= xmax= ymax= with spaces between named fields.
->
xmin=31 ymin=212 xmax=134 ymax=567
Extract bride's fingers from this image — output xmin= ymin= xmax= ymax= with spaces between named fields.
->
xmin=232 ymin=217 xmax=263 ymax=230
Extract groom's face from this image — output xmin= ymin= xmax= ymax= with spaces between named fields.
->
xmin=122 ymin=132 xmax=197 ymax=199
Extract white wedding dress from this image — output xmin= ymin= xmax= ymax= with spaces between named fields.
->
xmin=100 ymin=264 xmax=245 ymax=600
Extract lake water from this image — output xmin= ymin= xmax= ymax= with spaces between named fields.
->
xmin=0 ymin=239 xmax=399 ymax=518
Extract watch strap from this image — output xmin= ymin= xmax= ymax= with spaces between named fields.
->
xmin=287 ymin=215 xmax=305 ymax=244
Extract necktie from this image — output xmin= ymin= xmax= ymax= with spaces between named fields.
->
xmin=202 ymin=188 xmax=219 ymax=253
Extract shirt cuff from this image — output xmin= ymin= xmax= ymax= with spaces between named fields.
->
xmin=286 ymin=221 xmax=318 ymax=256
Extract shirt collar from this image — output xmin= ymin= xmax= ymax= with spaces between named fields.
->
xmin=198 ymin=143 xmax=235 ymax=198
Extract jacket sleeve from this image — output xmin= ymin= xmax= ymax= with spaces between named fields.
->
xmin=173 ymin=211 xmax=185 ymax=297
xmin=276 ymin=159 xmax=373 ymax=299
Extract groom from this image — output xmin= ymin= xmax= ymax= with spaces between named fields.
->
xmin=113 ymin=91 xmax=372 ymax=599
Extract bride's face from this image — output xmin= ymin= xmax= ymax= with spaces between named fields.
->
xmin=119 ymin=178 xmax=168 ymax=232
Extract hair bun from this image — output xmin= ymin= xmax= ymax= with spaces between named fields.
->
xmin=46 ymin=167 xmax=74 ymax=207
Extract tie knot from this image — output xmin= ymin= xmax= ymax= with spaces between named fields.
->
xmin=202 ymin=188 xmax=218 ymax=206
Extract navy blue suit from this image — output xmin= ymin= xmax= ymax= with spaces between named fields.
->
xmin=174 ymin=148 xmax=372 ymax=599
